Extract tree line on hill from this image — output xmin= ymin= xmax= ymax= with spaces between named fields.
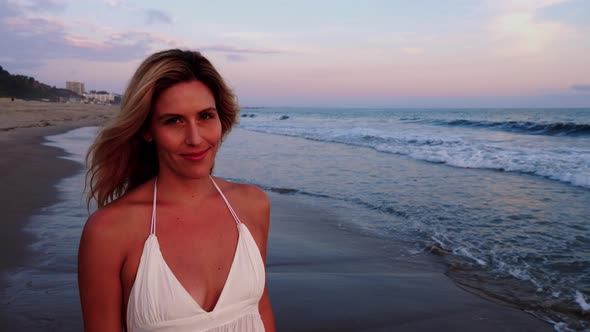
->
xmin=0 ymin=65 xmax=80 ymax=101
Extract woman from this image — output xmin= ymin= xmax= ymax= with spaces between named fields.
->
xmin=78 ymin=49 xmax=275 ymax=331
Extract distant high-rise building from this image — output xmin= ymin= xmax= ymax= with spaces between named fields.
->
xmin=66 ymin=81 xmax=85 ymax=95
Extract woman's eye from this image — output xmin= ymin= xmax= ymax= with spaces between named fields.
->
xmin=164 ymin=117 xmax=181 ymax=125
xmin=200 ymin=112 xmax=215 ymax=120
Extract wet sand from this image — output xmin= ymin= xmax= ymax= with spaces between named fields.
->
xmin=266 ymin=194 xmax=551 ymax=331
xmin=0 ymin=98 xmax=116 ymax=270
xmin=0 ymin=99 xmax=551 ymax=331
xmin=0 ymin=99 xmax=116 ymax=329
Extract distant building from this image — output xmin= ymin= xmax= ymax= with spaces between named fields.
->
xmin=66 ymin=81 xmax=85 ymax=95
xmin=84 ymin=91 xmax=119 ymax=104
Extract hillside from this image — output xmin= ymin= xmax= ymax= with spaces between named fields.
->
xmin=0 ymin=65 xmax=80 ymax=101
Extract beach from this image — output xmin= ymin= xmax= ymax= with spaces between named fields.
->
xmin=0 ymin=99 xmax=118 ymax=267
xmin=0 ymin=100 xmax=558 ymax=331
xmin=0 ymin=99 xmax=118 ymax=329
xmin=266 ymin=192 xmax=552 ymax=331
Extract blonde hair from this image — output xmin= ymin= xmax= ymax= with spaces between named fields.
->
xmin=86 ymin=49 xmax=240 ymax=208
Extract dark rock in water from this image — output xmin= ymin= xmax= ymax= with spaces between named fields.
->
xmin=241 ymin=113 xmax=257 ymax=118
xmin=427 ymin=243 xmax=448 ymax=256
xmin=279 ymin=115 xmax=289 ymax=120
xmin=269 ymin=187 xmax=298 ymax=194
xmin=249 ymin=114 xmax=256 ymax=117
xmin=241 ymin=114 xmax=248 ymax=117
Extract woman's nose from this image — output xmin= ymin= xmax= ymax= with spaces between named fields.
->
xmin=184 ymin=122 xmax=203 ymax=146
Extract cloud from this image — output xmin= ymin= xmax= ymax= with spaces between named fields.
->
xmin=571 ymin=84 xmax=590 ymax=92
xmin=1 ymin=1 xmax=21 ymax=18
xmin=222 ymin=31 xmax=276 ymax=41
xmin=103 ymin=0 xmax=122 ymax=7
xmin=492 ymin=0 xmax=570 ymax=12
xmin=488 ymin=0 xmax=576 ymax=56
xmin=199 ymin=45 xmax=287 ymax=55
xmin=145 ymin=9 xmax=172 ymax=25
xmin=0 ymin=0 xmax=285 ymax=70
xmin=226 ymin=54 xmax=247 ymax=62
xmin=401 ymin=47 xmax=424 ymax=55
xmin=7 ymin=0 xmax=66 ymax=12
xmin=0 ymin=12 xmax=156 ymax=69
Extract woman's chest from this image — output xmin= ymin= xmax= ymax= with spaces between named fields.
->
xmin=121 ymin=219 xmax=241 ymax=314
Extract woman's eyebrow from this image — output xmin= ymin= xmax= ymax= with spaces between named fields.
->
xmin=156 ymin=107 xmax=217 ymax=120
xmin=157 ymin=113 xmax=181 ymax=120
xmin=198 ymin=107 xmax=217 ymax=113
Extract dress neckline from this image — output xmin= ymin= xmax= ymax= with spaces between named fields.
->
xmin=144 ymin=176 xmax=246 ymax=313
xmin=148 ymin=224 xmax=245 ymax=313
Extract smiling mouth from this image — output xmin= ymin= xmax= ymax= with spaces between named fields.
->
xmin=180 ymin=149 xmax=209 ymax=161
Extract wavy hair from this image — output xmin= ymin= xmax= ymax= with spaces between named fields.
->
xmin=86 ymin=49 xmax=240 ymax=208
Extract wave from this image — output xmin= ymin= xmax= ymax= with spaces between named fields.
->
xmin=430 ymin=119 xmax=590 ymax=136
xmin=240 ymin=125 xmax=590 ymax=189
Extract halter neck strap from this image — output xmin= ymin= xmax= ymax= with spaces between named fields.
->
xmin=150 ymin=178 xmax=158 ymax=235
xmin=209 ymin=175 xmax=242 ymax=226
xmin=149 ymin=176 xmax=242 ymax=236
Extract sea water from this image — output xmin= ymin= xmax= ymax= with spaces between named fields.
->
xmin=4 ymin=107 xmax=590 ymax=331
xmin=230 ymin=107 xmax=590 ymax=330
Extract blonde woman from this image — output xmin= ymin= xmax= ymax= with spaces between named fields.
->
xmin=78 ymin=49 xmax=275 ymax=332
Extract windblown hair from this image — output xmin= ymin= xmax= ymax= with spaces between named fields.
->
xmin=86 ymin=49 xmax=240 ymax=208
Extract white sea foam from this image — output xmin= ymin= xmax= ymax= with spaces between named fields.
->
xmin=575 ymin=291 xmax=590 ymax=312
xmin=430 ymin=236 xmax=446 ymax=249
xmin=43 ymin=126 xmax=99 ymax=164
xmin=494 ymin=260 xmax=545 ymax=291
xmin=453 ymin=247 xmax=487 ymax=266
xmin=240 ymin=119 xmax=590 ymax=189
xmin=552 ymin=321 xmax=577 ymax=332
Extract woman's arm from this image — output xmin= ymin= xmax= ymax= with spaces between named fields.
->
xmin=259 ymin=286 xmax=276 ymax=332
xmin=78 ymin=209 xmax=126 ymax=332
xmin=252 ymin=188 xmax=276 ymax=332
xmin=225 ymin=181 xmax=277 ymax=331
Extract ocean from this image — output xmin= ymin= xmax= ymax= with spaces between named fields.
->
xmin=3 ymin=107 xmax=589 ymax=331
xmin=231 ymin=107 xmax=590 ymax=330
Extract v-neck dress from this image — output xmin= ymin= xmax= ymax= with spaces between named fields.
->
xmin=126 ymin=176 xmax=266 ymax=332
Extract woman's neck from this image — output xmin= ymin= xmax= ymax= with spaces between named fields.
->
xmin=154 ymin=172 xmax=216 ymax=205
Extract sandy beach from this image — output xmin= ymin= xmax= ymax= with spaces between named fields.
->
xmin=0 ymin=99 xmax=117 ymax=329
xmin=0 ymin=98 xmax=117 ymax=269
xmin=0 ymin=98 xmax=118 ymax=135
xmin=0 ymin=99 xmax=552 ymax=331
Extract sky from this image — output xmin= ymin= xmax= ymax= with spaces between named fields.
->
xmin=1 ymin=0 xmax=589 ymax=107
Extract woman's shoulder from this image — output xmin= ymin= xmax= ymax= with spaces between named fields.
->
xmin=213 ymin=177 xmax=270 ymax=227
xmin=82 ymin=180 xmax=154 ymax=247
xmin=214 ymin=177 xmax=269 ymax=208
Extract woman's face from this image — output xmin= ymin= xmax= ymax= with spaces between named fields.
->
xmin=148 ymin=80 xmax=222 ymax=180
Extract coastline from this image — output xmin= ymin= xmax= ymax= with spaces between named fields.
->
xmin=0 ymin=101 xmax=552 ymax=330
xmin=0 ymin=98 xmax=117 ymax=271
xmin=265 ymin=191 xmax=552 ymax=331
xmin=0 ymin=99 xmax=117 ymax=329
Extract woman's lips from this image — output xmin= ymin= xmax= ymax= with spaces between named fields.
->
xmin=180 ymin=149 xmax=209 ymax=161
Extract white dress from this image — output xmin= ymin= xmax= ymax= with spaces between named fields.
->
xmin=126 ymin=177 xmax=266 ymax=332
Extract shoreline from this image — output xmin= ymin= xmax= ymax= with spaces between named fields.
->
xmin=0 ymin=125 xmax=97 ymax=271
xmin=0 ymin=124 xmax=105 ymax=330
xmin=0 ymin=99 xmax=116 ymax=329
xmin=0 ymin=101 xmax=115 ymax=271
xmin=264 ymin=191 xmax=552 ymax=331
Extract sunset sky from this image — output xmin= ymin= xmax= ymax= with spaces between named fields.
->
xmin=1 ymin=0 xmax=589 ymax=107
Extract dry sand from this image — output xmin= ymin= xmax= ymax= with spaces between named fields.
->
xmin=0 ymin=98 xmax=117 ymax=138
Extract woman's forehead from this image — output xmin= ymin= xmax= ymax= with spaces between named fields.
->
xmin=153 ymin=81 xmax=215 ymax=114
